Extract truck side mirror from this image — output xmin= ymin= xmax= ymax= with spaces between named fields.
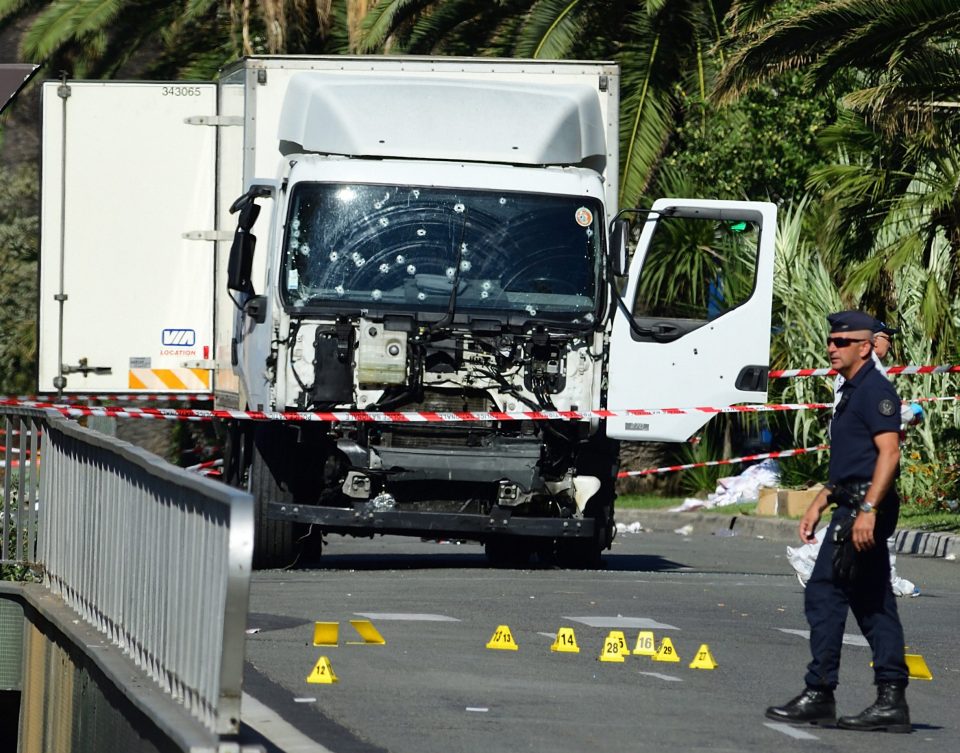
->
xmin=227 ymin=199 xmax=261 ymax=293
xmin=610 ymin=218 xmax=630 ymax=277
xmin=227 ymin=183 xmax=276 ymax=294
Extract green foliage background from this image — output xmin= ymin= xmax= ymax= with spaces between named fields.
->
xmin=0 ymin=0 xmax=958 ymax=516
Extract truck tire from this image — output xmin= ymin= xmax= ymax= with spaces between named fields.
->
xmin=244 ymin=423 xmax=325 ymax=569
xmin=248 ymin=428 xmax=300 ymax=568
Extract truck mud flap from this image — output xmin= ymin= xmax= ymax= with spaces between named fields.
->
xmin=265 ymin=502 xmax=595 ymax=539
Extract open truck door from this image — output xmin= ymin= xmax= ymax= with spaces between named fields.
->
xmin=38 ymin=80 xmax=218 ymax=394
xmin=606 ymin=199 xmax=777 ymax=442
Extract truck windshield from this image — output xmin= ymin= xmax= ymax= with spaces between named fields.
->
xmin=280 ymin=183 xmax=602 ymax=323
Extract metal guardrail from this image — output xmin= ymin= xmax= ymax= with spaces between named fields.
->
xmin=0 ymin=410 xmax=41 ymax=567
xmin=0 ymin=406 xmax=253 ymax=735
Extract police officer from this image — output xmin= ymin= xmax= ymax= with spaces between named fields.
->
xmin=766 ymin=310 xmax=911 ymax=733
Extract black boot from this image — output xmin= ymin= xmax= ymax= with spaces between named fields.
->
xmin=838 ymin=681 xmax=911 ymax=733
xmin=765 ymin=688 xmax=836 ymax=725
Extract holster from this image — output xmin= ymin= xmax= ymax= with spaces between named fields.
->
xmin=828 ymin=481 xmax=870 ymax=585
xmin=831 ymin=511 xmax=859 ymax=585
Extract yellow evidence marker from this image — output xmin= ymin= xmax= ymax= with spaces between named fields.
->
xmin=905 ymin=653 xmax=933 ymax=680
xmin=599 ymin=631 xmax=626 ymax=662
xmin=689 ymin=644 xmax=718 ymax=670
xmin=871 ymin=650 xmax=934 ymax=680
xmin=312 ymin=622 xmax=339 ymax=647
xmin=632 ymin=630 xmax=656 ymax=657
xmin=609 ymin=630 xmax=631 ymax=656
xmin=550 ymin=627 xmax=580 ymax=653
xmin=306 ymin=656 xmax=339 ymax=684
xmin=348 ymin=619 xmax=386 ymax=645
xmin=486 ymin=625 xmax=519 ymax=650
xmin=652 ymin=636 xmax=681 ymax=663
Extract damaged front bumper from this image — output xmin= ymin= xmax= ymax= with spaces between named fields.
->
xmin=266 ymin=501 xmax=596 ymax=540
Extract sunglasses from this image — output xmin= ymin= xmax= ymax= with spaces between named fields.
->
xmin=826 ymin=336 xmax=868 ymax=348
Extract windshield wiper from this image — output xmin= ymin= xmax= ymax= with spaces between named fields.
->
xmin=425 ymin=207 xmax=468 ymax=336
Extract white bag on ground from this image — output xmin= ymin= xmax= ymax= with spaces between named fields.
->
xmin=786 ymin=530 xmax=919 ymax=596
xmin=672 ymin=458 xmax=781 ymax=512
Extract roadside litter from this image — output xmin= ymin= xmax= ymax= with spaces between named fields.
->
xmin=670 ymin=459 xmax=780 ymax=512
xmin=786 ymin=529 xmax=920 ymax=597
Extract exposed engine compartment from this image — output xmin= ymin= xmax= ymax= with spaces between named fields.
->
xmin=274 ymin=317 xmax=606 ymax=521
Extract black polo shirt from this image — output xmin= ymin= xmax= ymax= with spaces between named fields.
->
xmin=829 ymin=358 xmax=901 ymax=485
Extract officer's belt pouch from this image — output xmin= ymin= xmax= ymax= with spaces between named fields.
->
xmin=827 ymin=481 xmax=871 ymax=508
xmin=831 ymin=512 xmax=860 ymax=585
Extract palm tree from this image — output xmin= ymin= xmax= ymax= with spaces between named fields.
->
xmin=716 ymin=0 xmax=960 ymax=136
xmin=0 ymin=0 xmax=364 ymax=80
xmin=355 ymin=0 xmax=741 ymax=209
xmin=0 ymin=0 xmax=232 ymax=78
xmin=713 ymin=0 xmax=960 ymax=355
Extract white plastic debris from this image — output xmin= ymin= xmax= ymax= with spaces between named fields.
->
xmin=674 ymin=524 xmax=693 ymax=536
xmin=670 ymin=458 xmax=780 ymax=512
xmin=786 ymin=531 xmax=919 ymax=596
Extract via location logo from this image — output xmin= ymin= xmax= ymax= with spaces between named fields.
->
xmin=161 ymin=328 xmax=196 ymax=347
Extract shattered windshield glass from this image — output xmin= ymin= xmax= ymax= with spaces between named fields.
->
xmin=280 ymin=183 xmax=602 ymax=322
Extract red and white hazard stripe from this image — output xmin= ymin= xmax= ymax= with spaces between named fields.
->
xmin=769 ymin=364 xmax=960 ymax=378
xmin=617 ymin=444 xmax=830 ymax=478
xmin=3 ymin=395 xmax=956 ymax=425
xmin=184 ymin=458 xmax=223 ymax=477
xmin=0 ymin=398 xmax=836 ymax=423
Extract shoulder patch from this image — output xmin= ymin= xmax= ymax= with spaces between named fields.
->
xmin=878 ymin=398 xmax=897 ymax=417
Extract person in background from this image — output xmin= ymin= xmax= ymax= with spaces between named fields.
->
xmin=870 ymin=320 xmax=923 ymax=429
xmin=767 ymin=310 xmax=911 ymax=734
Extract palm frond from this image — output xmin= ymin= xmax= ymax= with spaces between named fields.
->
xmin=0 ymin=0 xmax=37 ymax=25
xmin=354 ymin=0 xmax=432 ymax=52
xmin=514 ymin=0 xmax=584 ymax=59
xmin=618 ymin=11 xmax=676 ymax=207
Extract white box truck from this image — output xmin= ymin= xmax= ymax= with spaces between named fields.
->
xmin=39 ymin=56 xmax=776 ymax=567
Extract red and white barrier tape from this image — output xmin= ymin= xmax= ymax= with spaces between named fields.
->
xmin=184 ymin=458 xmax=223 ymax=472
xmin=184 ymin=458 xmax=223 ymax=477
xmin=3 ymin=395 xmax=957 ymax=425
xmin=0 ymin=398 xmax=837 ymax=423
xmin=617 ymin=444 xmax=829 ymax=478
xmin=769 ymin=364 xmax=960 ymax=378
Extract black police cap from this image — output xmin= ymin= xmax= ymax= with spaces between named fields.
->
xmin=827 ymin=310 xmax=877 ymax=333
xmin=872 ymin=319 xmax=900 ymax=336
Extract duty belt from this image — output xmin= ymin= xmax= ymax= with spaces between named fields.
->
xmin=828 ymin=481 xmax=872 ymax=508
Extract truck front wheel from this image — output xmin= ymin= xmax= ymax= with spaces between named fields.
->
xmin=239 ymin=422 xmax=324 ymax=569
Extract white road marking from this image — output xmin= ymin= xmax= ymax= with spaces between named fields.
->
xmin=562 ymin=616 xmax=679 ymax=630
xmin=242 ymin=692 xmax=335 ymax=753
xmin=763 ymin=721 xmax=820 ymax=740
xmin=778 ymin=628 xmax=869 ymax=647
xmin=465 ymin=707 xmax=489 ymax=713
xmin=637 ymin=671 xmax=682 ymax=682
xmin=354 ymin=612 xmax=460 ymax=621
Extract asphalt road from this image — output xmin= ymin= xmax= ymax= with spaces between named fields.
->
xmin=241 ymin=526 xmax=960 ymax=753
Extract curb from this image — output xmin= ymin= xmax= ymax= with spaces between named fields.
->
xmin=615 ymin=509 xmax=960 ymax=560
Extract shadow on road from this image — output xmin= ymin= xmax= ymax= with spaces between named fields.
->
xmin=280 ymin=547 xmax=690 ymax=573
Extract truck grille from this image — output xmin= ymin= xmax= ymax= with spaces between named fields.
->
xmin=378 ymin=390 xmax=495 ymax=449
